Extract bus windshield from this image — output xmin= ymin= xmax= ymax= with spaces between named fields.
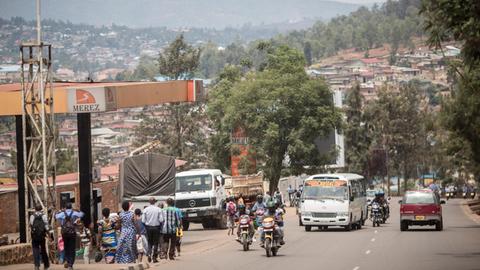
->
xmin=303 ymin=179 xmax=348 ymax=200
xmin=176 ymin=174 xmax=212 ymax=192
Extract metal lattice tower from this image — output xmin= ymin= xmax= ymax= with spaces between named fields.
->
xmin=20 ymin=0 xmax=57 ymax=242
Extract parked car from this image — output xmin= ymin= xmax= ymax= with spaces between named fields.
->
xmin=399 ymin=190 xmax=445 ymax=231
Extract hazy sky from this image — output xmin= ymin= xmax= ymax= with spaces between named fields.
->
xmin=0 ymin=0 xmax=378 ymax=29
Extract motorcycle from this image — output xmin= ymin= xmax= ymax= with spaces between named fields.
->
xmin=463 ymin=192 xmax=467 ymax=199
xmin=446 ymin=191 xmax=452 ymax=200
xmin=238 ymin=215 xmax=252 ymax=251
xmin=371 ymin=202 xmax=382 ymax=227
xmin=262 ymin=216 xmax=281 ymax=257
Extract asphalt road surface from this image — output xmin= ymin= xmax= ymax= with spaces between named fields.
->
xmin=160 ymin=198 xmax=480 ymax=270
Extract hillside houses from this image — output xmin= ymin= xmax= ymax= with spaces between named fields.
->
xmin=309 ymin=46 xmax=453 ymax=104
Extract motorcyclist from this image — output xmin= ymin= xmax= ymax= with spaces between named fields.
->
xmin=372 ymin=191 xmax=389 ymax=219
xmin=259 ymin=201 xmax=285 ymax=247
xmin=251 ymin=195 xmax=267 ymax=228
xmin=236 ymin=204 xmax=255 ymax=242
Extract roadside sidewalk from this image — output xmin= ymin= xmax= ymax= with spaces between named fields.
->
xmin=0 ymin=261 xmax=150 ymax=270
xmin=460 ymin=200 xmax=480 ymax=224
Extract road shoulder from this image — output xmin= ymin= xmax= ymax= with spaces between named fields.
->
xmin=460 ymin=200 xmax=480 ymax=224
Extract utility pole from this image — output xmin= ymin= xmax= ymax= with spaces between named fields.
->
xmin=20 ymin=0 xmax=57 ymax=242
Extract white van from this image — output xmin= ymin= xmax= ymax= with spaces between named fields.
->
xmin=300 ymin=173 xmax=367 ymax=231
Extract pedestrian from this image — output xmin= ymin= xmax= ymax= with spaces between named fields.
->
xmin=142 ymin=197 xmax=162 ymax=263
xmin=57 ymin=231 xmax=64 ymax=264
xmin=30 ymin=204 xmax=50 ymax=270
xmin=160 ymin=198 xmax=181 ymax=260
xmin=78 ymin=221 xmax=91 ymax=264
xmin=97 ymin=208 xmax=117 ymax=264
xmin=172 ymin=204 xmax=183 ymax=257
xmin=116 ymin=201 xmax=138 ymax=264
xmin=226 ymin=197 xmax=237 ymax=236
xmin=55 ymin=203 xmax=84 ymax=270
xmin=287 ymin=185 xmax=293 ymax=203
xmin=134 ymin=208 xmax=148 ymax=263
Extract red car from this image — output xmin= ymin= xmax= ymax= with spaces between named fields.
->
xmin=399 ymin=190 xmax=445 ymax=231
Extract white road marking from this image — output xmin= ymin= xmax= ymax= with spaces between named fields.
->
xmin=374 ymin=230 xmax=378 ymax=234
xmin=371 ymin=238 xmax=375 ymax=242
xmin=353 ymin=267 xmax=360 ymax=270
xmin=365 ymin=250 xmax=371 ymax=255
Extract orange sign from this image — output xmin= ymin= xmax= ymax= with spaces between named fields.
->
xmin=76 ymin=89 xmax=96 ymax=104
xmin=305 ymin=180 xmax=347 ymax=187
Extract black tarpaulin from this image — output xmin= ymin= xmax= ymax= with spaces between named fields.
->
xmin=120 ymin=153 xmax=176 ymax=198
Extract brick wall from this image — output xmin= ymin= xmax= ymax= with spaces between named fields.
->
xmin=0 ymin=191 xmax=19 ymax=235
xmin=0 ymin=179 xmax=119 ymax=235
xmin=93 ymin=180 xmax=119 ymax=212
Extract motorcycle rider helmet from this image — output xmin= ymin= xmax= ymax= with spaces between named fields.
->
xmin=256 ymin=194 xmax=263 ymax=203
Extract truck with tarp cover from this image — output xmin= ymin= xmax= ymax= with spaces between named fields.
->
xmin=119 ymin=152 xmax=176 ymax=209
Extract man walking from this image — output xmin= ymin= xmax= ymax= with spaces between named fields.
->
xmin=287 ymin=185 xmax=293 ymax=204
xmin=142 ymin=197 xmax=162 ymax=263
xmin=160 ymin=198 xmax=181 ymax=260
xmin=55 ymin=203 xmax=84 ymax=270
xmin=30 ymin=204 xmax=50 ymax=270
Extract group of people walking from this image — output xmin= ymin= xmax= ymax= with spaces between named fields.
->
xmin=29 ymin=197 xmax=182 ymax=270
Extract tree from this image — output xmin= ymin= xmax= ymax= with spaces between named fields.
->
xmin=344 ymin=83 xmax=371 ymax=176
xmin=366 ymin=83 xmax=423 ymax=195
xmin=207 ymin=66 xmax=243 ymax=173
xmin=158 ymin=34 xmax=201 ymax=80
xmin=135 ymin=34 xmax=208 ymax=168
xmin=421 ymin=0 xmax=480 ymax=180
xmin=208 ymin=45 xmax=342 ymax=191
xmin=303 ymin=41 xmax=313 ymax=66
xmin=56 ymin=140 xmax=77 ymax=174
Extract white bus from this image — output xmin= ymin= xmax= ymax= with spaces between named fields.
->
xmin=300 ymin=173 xmax=367 ymax=231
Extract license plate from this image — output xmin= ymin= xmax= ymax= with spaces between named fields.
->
xmin=264 ymin=228 xmax=273 ymax=232
xmin=240 ymin=225 xmax=249 ymax=228
xmin=415 ymin=215 xmax=425 ymax=220
xmin=188 ymin=213 xmax=197 ymax=217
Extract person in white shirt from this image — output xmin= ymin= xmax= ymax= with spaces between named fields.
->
xmin=142 ymin=197 xmax=162 ymax=263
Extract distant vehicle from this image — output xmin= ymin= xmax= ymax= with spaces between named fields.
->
xmin=175 ymin=169 xmax=227 ymax=230
xmin=300 ymin=173 xmax=367 ymax=232
xmin=399 ymin=190 xmax=445 ymax=231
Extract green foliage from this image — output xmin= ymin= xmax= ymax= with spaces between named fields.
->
xmin=134 ymin=35 xmax=208 ymax=168
xmin=365 ymin=83 xmax=425 ymax=193
xmin=56 ymin=139 xmax=77 ymax=174
xmin=276 ymin=0 xmax=423 ymax=61
xmin=421 ymin=0 xmax=480 ymax=180
xmin=208 ymin=45 xmax=342 ymax=190
xmin=421 ymin=0 xmax=480 ymax=68
xmin=442 ymin=69 xmax=480 ymax=176
xmin=158 ymin=34 xmax=201 ymax=80
xmin=344 ymin=83 xmax=371 ymax=175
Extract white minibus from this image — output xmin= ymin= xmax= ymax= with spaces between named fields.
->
xmin=300 ymin=173 xmax=367 ymax=231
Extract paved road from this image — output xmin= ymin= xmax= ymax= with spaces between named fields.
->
xmin=157 ymin=198 xmax=480 ymax=270
xmin=3 ymin=198 xmax=479 ymax=270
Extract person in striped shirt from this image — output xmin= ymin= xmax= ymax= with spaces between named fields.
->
xmin=160 ymin=198 xmax=181 ymax=260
